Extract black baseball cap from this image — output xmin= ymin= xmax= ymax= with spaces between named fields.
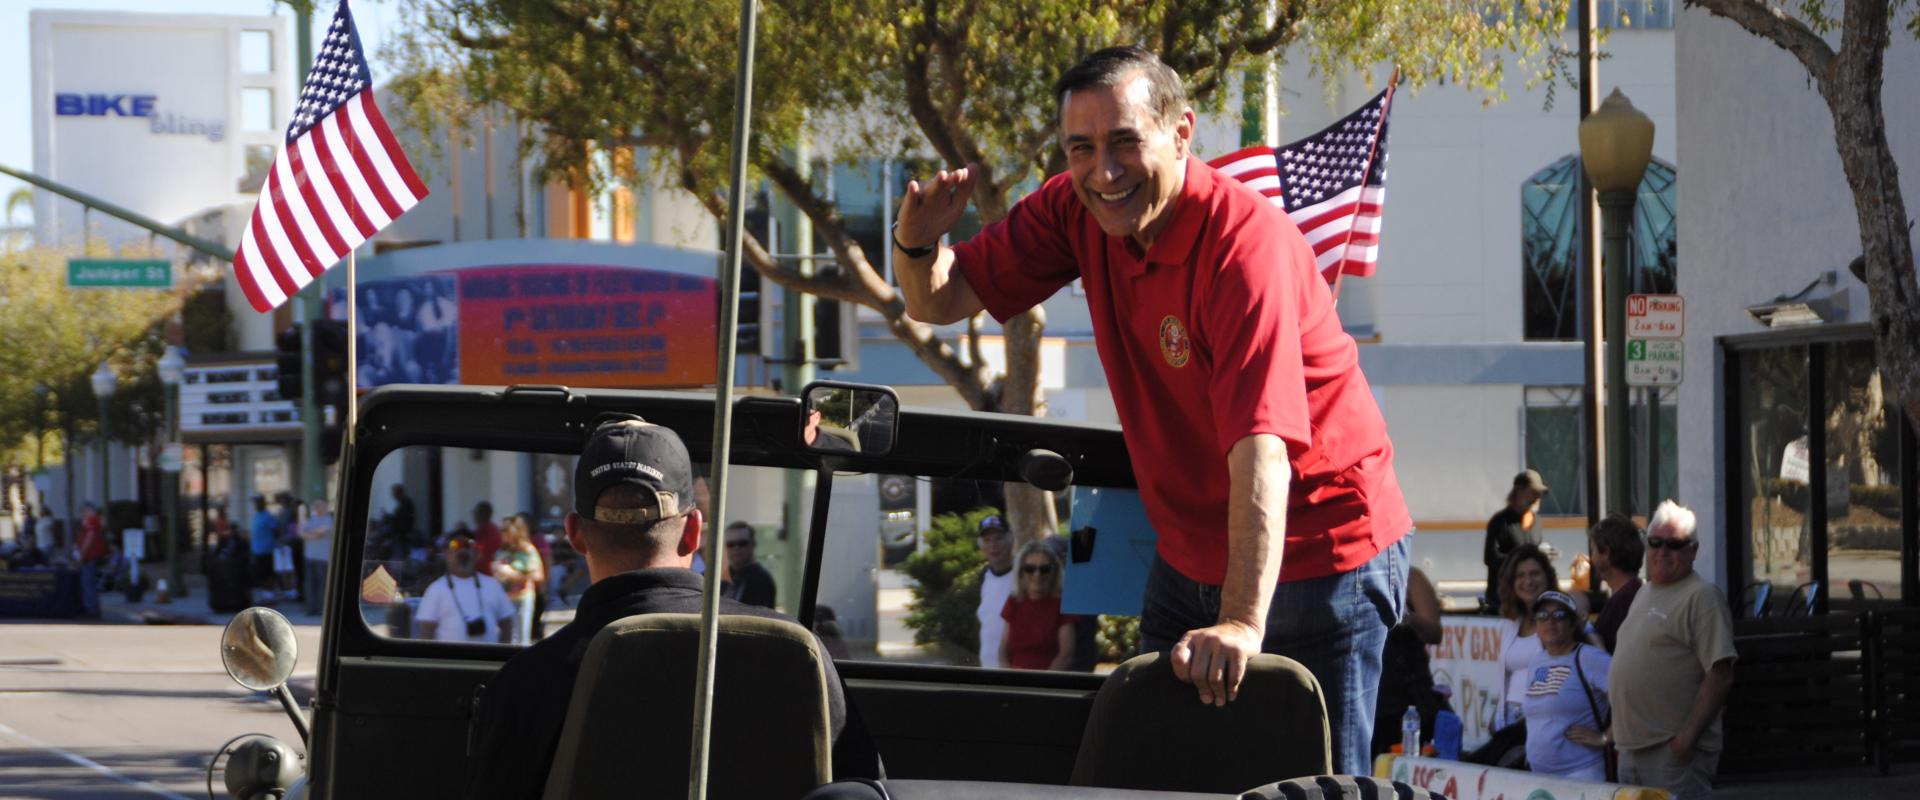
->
xmin=978 ymin=515 xmax=1010 ymax=536
xmin=574 ymin=413 xmax=695 ymax=525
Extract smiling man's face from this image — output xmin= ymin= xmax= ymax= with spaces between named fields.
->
xmin=1059 ymin=72 xmax=1193 ymax=247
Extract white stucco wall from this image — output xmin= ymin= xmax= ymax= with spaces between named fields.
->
xmin=1674 ymin=7 xmax=1920 ymax=589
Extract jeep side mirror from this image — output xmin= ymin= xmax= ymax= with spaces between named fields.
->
xmin=801 ymin=381 xmax=899 ymax=458
xmin=221 ymin=607 xmax=299 ymax=691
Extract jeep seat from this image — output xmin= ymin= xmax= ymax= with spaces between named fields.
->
xmin=1069 ymin=652 xmax=1331 ymax=794
xmin=541 ymin=613 xmax=834 ymax=799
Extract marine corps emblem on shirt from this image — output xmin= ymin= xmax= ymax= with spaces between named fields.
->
xmin=1159 ymin=315 xmax=1190 ymax=368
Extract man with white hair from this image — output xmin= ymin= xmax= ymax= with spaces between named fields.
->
xmin=1607 ymin=500 xmax=1735 ymax=799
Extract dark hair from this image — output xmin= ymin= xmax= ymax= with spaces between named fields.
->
xmin=1497 ymin=543 xmax=1559 ymax=621
xmin=1589 ymin=512 xmax=1646 ymax=574
xmin=725 ymin=521 xmax=754 ymax=541
xmin=1053 ymin=45 xmax=1187 ymax=128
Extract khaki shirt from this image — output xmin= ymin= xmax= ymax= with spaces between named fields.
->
xmin=1607 ymin=572 xmax=1737 ymax=751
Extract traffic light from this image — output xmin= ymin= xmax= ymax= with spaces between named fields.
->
xmin=311 ymin=319 xmax=350 ymax=465
xmin=273 ymin=325 xmax=304 ymax=401
xmin=735 ymin=264 xmax=765 ymax=358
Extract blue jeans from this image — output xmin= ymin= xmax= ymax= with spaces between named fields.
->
xmin=1139 ymin=535 xmax=1409 ymax=776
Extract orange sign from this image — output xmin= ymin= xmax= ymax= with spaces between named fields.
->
xmin=457 ymin=265 xmax=716 ymax=388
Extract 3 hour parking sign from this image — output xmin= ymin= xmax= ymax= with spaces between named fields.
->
xmin=1626 ymin=293 xmax=1684 ymax=386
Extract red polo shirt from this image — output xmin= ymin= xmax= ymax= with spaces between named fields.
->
xmin=954 ymin=157 xmax=1410 ymax=584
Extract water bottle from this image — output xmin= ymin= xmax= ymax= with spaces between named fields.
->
xmin=1401 ymin=705 xmax=1421 ymax=758
xmin=1433 ymin=709 xmax=1463 ymax=760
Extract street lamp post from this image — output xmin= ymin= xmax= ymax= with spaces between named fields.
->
xmin=1578 ymin=89 xmax=1655 ymax=518
xmin=90 ymin=362 xmax=116 ymax=542
xmin=158 ymin=346 xmax=187 ymax=599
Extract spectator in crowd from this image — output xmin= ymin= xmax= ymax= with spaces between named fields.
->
xmin=523 ymin=514 xmax=555 ymax=640
xmin=20 ymin=506 xmax=37 ymax=553
xmin=1588 ymin=513 xmax=1646 ymax=654
xmin=1523 ymin=590 xmax=1612 ymax=781
xmin=1610 ymin=500 xmax=1735 ymax=799
xmin=387 ymin=484 xmax=420 ymax=560
xmin=1372 ymin=567 xmax=1449 ymax=757
xmin=206 ymin=508 xmax=251 ymax=613
xmin=1498 ymin=545 xmax=1558 ymax=732
xmin=472 ymin=501 xmax=502 ymax=574
xmin=974 ymin=514 xmax=1016 ymax=667
xmin=299 ymin=500 xmax=335 ymax=615
xmin=248 ymin=495 xmax=283 ymax=605
xmin=1000 ymin=541 xmax=1080 ymax=670
xmin=465 ymin=414 xmax=878 ymax=799
xmin=1486 ymin=470 xmax=1548 ymax=611
xmin=75 ymin=504 xmax=109 ymax=567
xmin=492 ymin=514 xmax=546 ymax=645
xmin=721 ymin=521 xmax=777 ymax=609
xmin=415 ymin=531 xmax=515 ymax=643
xmin=814 ymin=604 xmax=854 ymax=661
xmin=273 ymin=495 xmax=300 ymax=603
xmin=275 ymin=492 xmax=303 ymax=603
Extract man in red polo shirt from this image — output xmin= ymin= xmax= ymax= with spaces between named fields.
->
xmin=893 ymin=46 xmax=1410 ymax=774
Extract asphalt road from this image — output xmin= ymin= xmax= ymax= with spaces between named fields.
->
xmin=0 ymin=623 xmax=320 ymax=800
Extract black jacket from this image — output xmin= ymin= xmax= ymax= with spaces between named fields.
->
xmin=464 ymin=568 xmax=876 ymax=799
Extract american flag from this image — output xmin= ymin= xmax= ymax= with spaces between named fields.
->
xmin=232 ymin=0 xmax=427 ymax=313
xmin=1210 ymin=83 xmax=1394 ymax=291
xmin=1526 ymin=664 xmax=1573 ymax=696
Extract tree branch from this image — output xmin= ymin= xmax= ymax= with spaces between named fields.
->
xmin=1684 ymin=0 xmax=1835 ymax=78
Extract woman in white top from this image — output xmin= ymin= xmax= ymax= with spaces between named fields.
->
xmin=1521 ymin=590 xmax=1612 ymax=781
xmin=1497 ymin=544 xmax=1558 ymax=728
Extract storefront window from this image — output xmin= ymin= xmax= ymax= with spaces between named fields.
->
xmin=1736 ymin=345 xmax=1810 ymax=608
xmin=1824 ymin=341 xmax=1904 ymax=609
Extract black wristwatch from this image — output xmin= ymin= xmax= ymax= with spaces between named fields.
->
xmin=891 ymin=223 xmax=937 ymax=259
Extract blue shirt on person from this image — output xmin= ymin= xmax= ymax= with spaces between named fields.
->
xmin=251 ymin=512 xmax=281 ymax=556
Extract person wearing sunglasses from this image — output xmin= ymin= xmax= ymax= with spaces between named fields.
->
xmin=1608 ymin=500 xmax=1736 ymax=800
xmin=1520 ymin=590 xmax=1612 ymax=781
xmin=999 ymin=541 xmax=1081 ymax=670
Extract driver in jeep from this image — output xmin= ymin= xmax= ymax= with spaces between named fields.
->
xmin=464 ymin=413 xmax=878 ymax=799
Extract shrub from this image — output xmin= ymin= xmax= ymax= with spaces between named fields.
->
xmin=1096 ymin=615 xmax=1141 ymax=664
xmin=900 ymin=508 xmax=994 ymax=664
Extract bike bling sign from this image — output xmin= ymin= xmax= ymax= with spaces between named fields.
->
xmin=67 ymin=259 xmax=171 ymax=289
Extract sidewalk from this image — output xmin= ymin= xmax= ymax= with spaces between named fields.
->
xmin=94 ymin=572 xmax=323 ymax=628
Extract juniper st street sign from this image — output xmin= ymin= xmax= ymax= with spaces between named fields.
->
xmin=68 ymin=258 xmax=171 ymax=288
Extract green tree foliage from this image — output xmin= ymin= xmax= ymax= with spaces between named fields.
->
xmin=899 ymin=507 xmax=996 ymax=663
xmin=391 ymin=0 xmax=1567 ymax=545
xmin=389 ymin=0 xmax=1568 ymax=410
xmin=0 ymin=242 xmax=188 ymax=470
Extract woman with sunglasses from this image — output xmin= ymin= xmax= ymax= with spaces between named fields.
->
xmin=999 ymin=542 xmax=1081 ymax=670
xmin=1521 ymin=590 xmax=1612 ymax=781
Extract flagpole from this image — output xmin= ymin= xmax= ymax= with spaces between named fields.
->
xmin=346 ymin=248 xmax=357 ymax=443
xmin=1329 ymin=70 xmax=1397 ymax=304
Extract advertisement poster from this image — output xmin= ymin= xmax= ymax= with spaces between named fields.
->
xmin=1427 ymin=615 xmax=1513 ymax=752
xmin=457 ymin=265 xmax=716 ymax=388
xmin=347 ymin=274 xmax=460 ymax=388
xmin=334 ymin=265 xmax=718 ymax=389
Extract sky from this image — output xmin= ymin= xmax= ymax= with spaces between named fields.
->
xmin=0 ymin=0 xmax=405 ymax=225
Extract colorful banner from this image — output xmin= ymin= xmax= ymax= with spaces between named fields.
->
xmin=458 ymin=265 xmax=716 ymax=388
xmin=1379 ymin=755 xmax=1668 ymax=800
xmin=1428 ymin=615 xmax=1514 ymax=751
xmin=334 ymin=265 xmax=718 ymax=390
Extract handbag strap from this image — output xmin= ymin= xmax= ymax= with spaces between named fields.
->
xmin=1571 ymin=642 xmax=1609 ymax=729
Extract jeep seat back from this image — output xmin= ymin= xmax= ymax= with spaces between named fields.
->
xmin=542 ymin=613 xmax=833 ymax=799
xmin=1069 ymin=652 xmax=1331 ymax=793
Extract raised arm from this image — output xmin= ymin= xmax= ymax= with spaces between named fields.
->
xmin=894 ymin=165 xmax=986 ymax=324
